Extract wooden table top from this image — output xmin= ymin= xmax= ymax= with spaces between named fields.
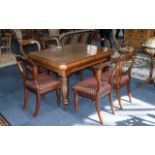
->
xmin=28 ymin=43 xmax=114 ymax=72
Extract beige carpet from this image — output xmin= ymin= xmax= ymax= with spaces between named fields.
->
xmin=0 ymin=53 xmax=16 ymax=68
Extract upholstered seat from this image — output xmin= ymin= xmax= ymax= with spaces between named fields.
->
xmin=102 ymin=70 xmax=130 ymax=86
xmin=73 ymin=77 xmax=111 ymax=100
xmin=25 ymin=73 xmax=59 ymax=94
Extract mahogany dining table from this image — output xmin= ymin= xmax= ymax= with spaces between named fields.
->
xmin=28 ymin=43 xmax=114 ymax=107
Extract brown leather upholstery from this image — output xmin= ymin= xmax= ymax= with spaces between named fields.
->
xmin=25 ymin=73 xmax=59 ymax=94
xmin=102 ymin=70 xmax=130 ymax=86
xmin=73 ymin=77 xmax=111 ymax=100
xmin=16 ymin=55 xmax=60 ymax=118
xmin=73 ymin=59 xmax=120 ymax=125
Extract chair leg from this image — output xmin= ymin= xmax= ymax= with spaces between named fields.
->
xmin=23 ymin=88 xmax=28 ymax=109
xmin=56 ymin=85 xmax=61 ymax=107
xmin=74 ymin=90 xmax=79 ymax=112
xmin=34 ymin=93 xmax=41 ymax=118
xmin=127 ymin=82 xmax=132 ymax=103
xmin=108 ymin=92 xmax=115 ymax=114
xmin=95 ymin=98 xmax=104 ymax=125
xmin=116 ymin=87 xmax=123 ymax=110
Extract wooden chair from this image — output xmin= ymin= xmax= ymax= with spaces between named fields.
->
xmin=73 ymin=59 xmax=120 ymax=125
xmin=102 ymin=52 xmax=136 ymax=110
xmin=19 ymin=39 xmax=41 ymax=57
xmin=20 ymin=39 xmax=49 ymax=73
xmin=16 ymin=55 xmax=60 ymax=117
xmin=112 ymin=31 xmax=134 ymax=53
xmin=115 ymin=52 xmax=135 ymax=109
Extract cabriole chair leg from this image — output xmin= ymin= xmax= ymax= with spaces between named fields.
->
xmin=95 ymin=98 xmax=104 ymax=125
xmin=116 ymin=88 xmax=123 ymax=110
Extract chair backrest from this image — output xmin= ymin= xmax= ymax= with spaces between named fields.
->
xmin=58 ymin=30 xmax=98 ymax=46
xmin=16 ymin=55 xmax=38 ymax=82
xmin=119 ymin=52 xmax=135 ymax=74
xmin=115 ymin=52 xmax=135 ymax=86
xmin=19 ymin=39 xmax=41 ymax=57
xmin=96 ymin=58 xmax=120 ymax=92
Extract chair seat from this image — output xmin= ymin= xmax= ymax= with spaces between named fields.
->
xmin=26 ymin=73 xmax=59 ymax=94
xmin=101 ymin=70 xmax=130 ymax=86
xmin=73 ymin=77 xmax=111 ymax=100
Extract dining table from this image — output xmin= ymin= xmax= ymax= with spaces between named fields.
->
xmin=28 ymin=43 xmax=115 ymax=108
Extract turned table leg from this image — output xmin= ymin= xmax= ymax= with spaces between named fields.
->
xmin=61 ymin=71 xmax=69 ymax=109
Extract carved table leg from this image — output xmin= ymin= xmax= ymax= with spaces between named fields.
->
xmin=61 ymin=71 xmax=69 ymax=109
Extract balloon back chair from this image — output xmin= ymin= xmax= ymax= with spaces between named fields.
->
xmin=102 ymin=52 xmax=135 ymax=110
xmin=73 ymin=59 xmax=120 ymax=125
xmin=16 ymin=55 xmax=60 ymax=117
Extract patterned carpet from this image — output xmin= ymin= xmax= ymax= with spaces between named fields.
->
xmin=131 ymin=53 xmax=152 ymax=80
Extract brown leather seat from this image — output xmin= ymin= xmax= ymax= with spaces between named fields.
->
xmin=73 ymin=77 xmax=111 ymax=99
xmin=25 ymin=73 xmax=59 ymax=94
xmin=16 ymin=55 xmax=60 ymax=118
xmin=73 ymin=59 xmax=120 ymax=125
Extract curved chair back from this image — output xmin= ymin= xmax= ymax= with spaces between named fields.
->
xmin=20 ymin=39 xmax=41 ymax=57
xmin=96 ymin=58 xmax=120 ymax=92
xmin=120 ymin=52 xmax=135 ymax=74
xmin=16 ymin=55 xmax=38 ymax=82
xmin=59 ymin=30 xmax=98 ymax=46
xmin=115 ymin=52 xmax=135 ymax=87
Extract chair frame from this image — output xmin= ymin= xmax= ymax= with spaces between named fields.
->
xmin=115 ymin=52 xmax=136 ymax=110
xmin=16 ymin=55 xmax=60 ymax=117
xmin=74 ymin=59 xmax=120 ymax=125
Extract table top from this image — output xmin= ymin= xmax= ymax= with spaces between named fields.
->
xmin=28 ymin=43 xmax=114 ymax=72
